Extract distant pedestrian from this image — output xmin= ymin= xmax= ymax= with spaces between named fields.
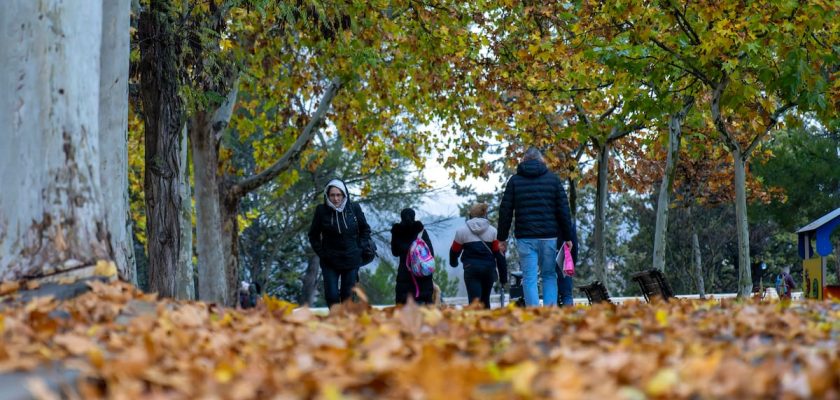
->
xmin=557 ymin=222 xmax=578 ymax=307
xmin=308 ymin=179 xmax=373 ymax=308
xmin=249 ymin=281 xmax=262 ymax=307
xmin=239 ymin=281 xmax=254 ymax=309
xmin=391 ymin=208 xmax=436 ymax=305
xmin=498 ymin=147 xmax=575 ymax=307
xmin=775 ymin=266 xmax=796 ymax=300
xmin=450 ymin=203 xmax=508 ymax=309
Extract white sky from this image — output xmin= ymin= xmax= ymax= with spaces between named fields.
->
xmin=417 ymin=145 xmax=503 ymax=217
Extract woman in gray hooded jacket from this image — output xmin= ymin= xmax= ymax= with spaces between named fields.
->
xmin=308 ymin=179 xmax=373 ymax=307
xmin=449 ymin=203 xmax=508 ymax=308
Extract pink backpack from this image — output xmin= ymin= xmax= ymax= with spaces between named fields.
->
xmin=406 ymin=230 xmax=435 ymax=298
xmin=407 ymin=230 xmax=435 ymax=277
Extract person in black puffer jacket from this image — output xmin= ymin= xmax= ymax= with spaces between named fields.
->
xmin=450 ymin=203 xmax=508 ymax=309
xmin=308 ymin=179 xmax=373 ymax=308
xmin=391 ymin=208 xmax=435 ymax=305
xmin=498 ymin=147 xmax=575 ymax=307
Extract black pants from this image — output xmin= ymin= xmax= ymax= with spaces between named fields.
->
xmin=322 ymin=267 xmax=358 ymax=308
xmin=464 ymin=264 xmax=495 ymax=309
xmin=395 ymin=276 xmax=434 ymax=305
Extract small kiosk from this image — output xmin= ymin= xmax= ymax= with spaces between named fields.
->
xmin=797 ymin=208 xmax=840 ymax=300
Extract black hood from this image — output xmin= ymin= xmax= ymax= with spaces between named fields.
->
xmin=391 ymin=220 xmax=424 ymax=236
xmin=517 ymin=159 xmax=549 ymax=178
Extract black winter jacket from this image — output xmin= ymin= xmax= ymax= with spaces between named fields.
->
xmin=391 ymin=221 xmax=435 ymax=303
xmin=498 ymin=159 xmax=574 ymax=246
xmin=308 ymin=201 xmax=372 ymax=270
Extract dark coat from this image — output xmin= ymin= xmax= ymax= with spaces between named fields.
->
xmin=390 ymin=221 xmax=435 ymax=304
xmin=498 ymin=159 xmax=574 ymax=247
xmin=308 ymin=201 xmax=372 ymax=270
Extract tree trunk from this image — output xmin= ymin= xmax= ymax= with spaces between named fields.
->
xmin=688 ymin=207 xmax=705 ymax=298
xmin=652 ymin=99 xmax=693 ymax=272
xmin=693 ymin=231 xmax=705 ymax=298
xmin=593 ymin=141 xmax=609 ymax=288
xmin=176 ymin=124 xmax=195 ymax=300
xmin=99 ymin=0 xmax=136 ymax=283
xmin=221 ymin=195 xmax=242 ymax=306
xmin=733 ymin=153 xmax=753 ymax=297
xmin=300 ymin=254 xmax=321 ymax=305
xmin=567 ymin=177 xmax=577 ymax=219
xmin=138 ymin=3 xmax=184 ymax=298
xmin=0 ymin=0 xmax=114 ymax=279
xmin=709 ymin=77 xmax=786 ymax=299
xmin=191 ymin=112 xmax=227 ymax=303
xmin=191 ymin=83 xmax=238 ymax=305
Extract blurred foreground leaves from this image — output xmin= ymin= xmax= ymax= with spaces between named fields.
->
xmin=2 ymin=280 xmax=840 ymax=399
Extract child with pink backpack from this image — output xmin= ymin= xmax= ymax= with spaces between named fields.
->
xmin=390 ymin=208 xmax=436 ymax=305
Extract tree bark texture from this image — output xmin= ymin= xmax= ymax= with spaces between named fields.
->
xmin=300 ymin=254 xmax=321 ymax=305
xmin=733 ymin=154 xmax=753 ymax=297
xmin=191 ymin=111 xmax=228 ymax=304
xmin=688 ymin=207 xmax=705 ymax=298
xmin=693 ymin=231 xmax=705 ymax=298
xmin=652 ymin=99 xmax=693 ymax=272
xmin=0 ymin=0 xmax=113 ymax=279
xmin=190 ymin=83 xmax=238 ymax=305
xmin=222 ymin=197 xmax=240 ymax=306
xmin=99 ymin=0 xmax=136 ymax=283
xmin=177 ymin=124 xmax=195 ymax=300
xmin=593 ymin=141 xmax=609 ymax=288
xmin=139 ymin=2 xmax=184 ymax=298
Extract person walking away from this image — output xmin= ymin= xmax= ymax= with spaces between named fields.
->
xmin=239 ymin=281 xmax=254 ymax=309
xmin=775 ymin=266 xmax=796 ymax=300
xmin=308 ymin=179 xmax=373 ymax=308
xmin=557 ymin=222 xmax=579 ymax=307
xmin=498 ymin=147 xmax=575 ymax=307
xmin=391 ymin=208 xmax=436 ymax=305
xmin=450 ymin=203 xmax=508 ymax=308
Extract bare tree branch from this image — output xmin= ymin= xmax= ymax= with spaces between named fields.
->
xmin=744 ymin=102 xmax=797 ymax=157
xmin=232 ymin=77 xmax=342 ymax=198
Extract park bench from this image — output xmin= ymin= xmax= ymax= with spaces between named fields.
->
xmin=630 ymin=269 xmax=675 ymax=303
xmin=578 ymin=281 xmax=612 ymax=305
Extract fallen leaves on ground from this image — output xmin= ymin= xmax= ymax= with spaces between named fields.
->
xmin=2 ymin=281 xmax=840 ymax=399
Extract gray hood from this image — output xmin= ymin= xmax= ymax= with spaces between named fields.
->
xmin=466 ymin=218 xmax=491 ymax=235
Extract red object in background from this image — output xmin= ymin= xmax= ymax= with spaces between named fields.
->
xmin=824 ymin=285 xmax=840 ymax=300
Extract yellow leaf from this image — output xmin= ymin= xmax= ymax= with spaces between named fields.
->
xmin=94 ymin=260 xmax=117 ymax=278
xmin=503 ymin=361 xmax=539 ymax=396
xmin=264 ymin=295 xmax=296 ymax=315
xmin=88 ymin=348 xmax=105 ymax=369
xmin=214 ymin=362 xmax=235 ymax=383
xmin=646 ymin=368 xmax=679 ymax=396
xmin=656 ymin=309 xmax=669 ymax=327
xmin=420 ymin=307 xmax=443 ymax=326
xmin=321 ymin=384 xmax=345 ymax=400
